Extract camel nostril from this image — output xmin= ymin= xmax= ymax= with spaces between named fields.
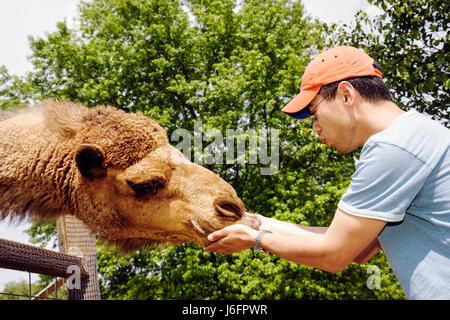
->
xmin=222 ymin=204 xmax=240 ymax=216
xmin=214 ymin=199 xmax=243 ymax=218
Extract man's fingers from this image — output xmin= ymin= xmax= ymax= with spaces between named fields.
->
xmin=204 ymin=235 xmax=225 ymax=252
xmin=208 ymin=231 xmax=220 ymax=241
xmin=205 ymin=224 xmax=252 ymax=254
xmin=207 ymin=227 xmax=230 ymax=242
xmin=208 ymin=224 xmax=248 ymax=241
xmin=205 ymin=229 xmax=231 ymax=253
xmin=204 ymin=241 xmax=219 ymax=252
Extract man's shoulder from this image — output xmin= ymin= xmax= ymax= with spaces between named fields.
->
xmin=363 ymin=110 xmax=449 ymax=168
xmin=370 ymin=110 xmax=448 ymax=142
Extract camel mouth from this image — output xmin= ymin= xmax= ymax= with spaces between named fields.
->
xmin=214 ymin=199 xmax=244 ymax=218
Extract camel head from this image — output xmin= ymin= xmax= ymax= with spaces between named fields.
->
xmin=75 ymin=141 xmax=260 ymax=251
xmin=0 ymin=102 xmax=260 ymax=252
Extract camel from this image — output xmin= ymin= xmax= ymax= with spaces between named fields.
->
xmin=0 ymin=101 xmax=261 ymax=252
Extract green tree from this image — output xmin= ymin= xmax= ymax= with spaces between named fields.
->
xmin=0 ymin=65 xmax=35 ymax=109
xmin=0 ymin=280 xmax=43 ymax=300
xmin=3 ymin=0 xmax=406 ymax=299
xmin=337 ymin=0 xmax=449 ymax=126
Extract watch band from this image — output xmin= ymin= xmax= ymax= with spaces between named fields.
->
xmin=254 ymin=230 xmax=272 ymax=253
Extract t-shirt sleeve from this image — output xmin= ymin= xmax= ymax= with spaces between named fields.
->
xmin=338 ymin=141 xmax=432 ymax=222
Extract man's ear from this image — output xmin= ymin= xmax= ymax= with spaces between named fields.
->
xmin=338 ymin=81 xmax=356 ymax=105
xmin=75 ymin=144 xmax=107 ymax=180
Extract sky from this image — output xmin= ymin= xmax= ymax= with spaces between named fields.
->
xmin=0 ymin=0 xmax=378 ymax=292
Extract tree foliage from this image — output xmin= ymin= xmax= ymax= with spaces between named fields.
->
xmin=0 ymin=66 xmax=35 ymax=109
xmin=0 ymin=280 xmax=41 ymax=300
xmin=0 ymin=0 xmax=416 ymax=299
xmin=0 ymin=277 xmax=66 ymax=300
xmin=337 ymin=0 xmax=449 ymax=126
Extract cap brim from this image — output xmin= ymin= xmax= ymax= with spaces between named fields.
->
xmin=282 ymin=89 xmax=319 ymax=119
xmin=284 ymin=108 xmax=311 ymax=119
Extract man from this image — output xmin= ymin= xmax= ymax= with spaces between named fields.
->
xmin=205 ymin=46 xmax=450 ymax=299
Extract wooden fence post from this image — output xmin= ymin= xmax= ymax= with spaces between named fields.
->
xmin=57 ymin=215 xmax=100 ymax=300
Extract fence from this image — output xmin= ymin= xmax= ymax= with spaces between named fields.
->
xmin=0 ymin=215 xmax=100 ymax=300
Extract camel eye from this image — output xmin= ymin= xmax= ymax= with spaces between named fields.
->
xmin=127 ymin=178 xmax=167 ymax=198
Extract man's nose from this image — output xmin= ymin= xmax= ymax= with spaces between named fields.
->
xmin=313 ymin=120 xmax=321 ymax=133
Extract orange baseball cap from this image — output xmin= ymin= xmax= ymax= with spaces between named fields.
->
xmin=282 ymin=46 xmax=382 ymax=119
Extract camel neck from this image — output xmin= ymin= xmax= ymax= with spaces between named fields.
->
xmin=0 ymin=111 xmax=78 ymax=220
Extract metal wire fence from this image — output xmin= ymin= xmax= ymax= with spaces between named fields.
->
xmin=0 ymin=271 xmax=66 ymax=300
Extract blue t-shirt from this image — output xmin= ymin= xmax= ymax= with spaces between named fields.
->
xmin=338 ymin=110 xmax=450 ymax=300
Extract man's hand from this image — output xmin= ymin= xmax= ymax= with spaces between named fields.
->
xmin=205 ymin=224 xmax=259 ymax=255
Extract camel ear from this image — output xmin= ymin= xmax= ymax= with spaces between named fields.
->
xmin=75 ymin=144 xmax=107 ymax=180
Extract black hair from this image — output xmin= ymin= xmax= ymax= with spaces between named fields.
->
xmin=318 ymin=62 xmax=393 ymax=102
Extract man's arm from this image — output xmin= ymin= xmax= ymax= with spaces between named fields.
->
xmin=256 ymin=216 xmax=328 ymax=236
xmin=352 ymin=237 xmax=382 ymax=264
xmin=206 ymin=209 xmax=386 ymax=273
xmin=255 ymin=215 xmax=381 ymax=264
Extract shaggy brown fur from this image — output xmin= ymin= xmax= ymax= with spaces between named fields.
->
xmin=0 ymin=101 xmax=260 ymax=252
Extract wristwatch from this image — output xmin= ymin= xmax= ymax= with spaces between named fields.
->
xmin=254 ymin=230 xmax=272 ymax=253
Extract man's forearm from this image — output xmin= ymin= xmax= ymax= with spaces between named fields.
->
xmin=260 ymin=232 xmax=345 ymax=273
xmin=259 ymin=216 xmax=328 ymax=236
